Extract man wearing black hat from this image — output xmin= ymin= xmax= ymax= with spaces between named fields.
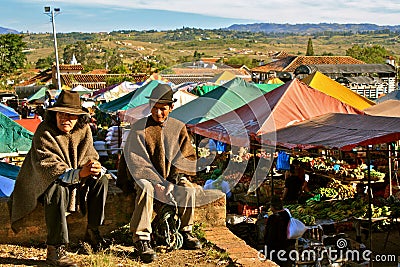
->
xmin=117 ymin=83 xmax=201 ymax=263
xmin=9 ymin=90 xmax=109 ymax=267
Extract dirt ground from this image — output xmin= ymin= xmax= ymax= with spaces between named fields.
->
xmin=0 ymin=242 xmax=235 ymax=267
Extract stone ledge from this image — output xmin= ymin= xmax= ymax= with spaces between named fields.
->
xmin=0 ymin=180 xmax=226 ymax=244
xmin=204 ymin=226 xmax=278 ymax=267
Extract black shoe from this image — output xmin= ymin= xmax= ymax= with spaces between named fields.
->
xmin=46 ymin=245 xmax=78 ymax=267
xmin=84 ymin=228 xmax=110 ymax=252
xmin=134 ymin=240 xmax=157 ymax=263
xmin=181 ymin=231 xmax=202 ymax=250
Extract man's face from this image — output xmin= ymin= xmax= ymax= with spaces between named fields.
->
xmin=56 ymin=112 xmax=78 ymax=133
xmin=150 ymin=101 xmax=173 ymax=123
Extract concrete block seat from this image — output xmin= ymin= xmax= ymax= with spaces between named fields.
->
xmin=0 ymin=176 xmax=226 ymax=244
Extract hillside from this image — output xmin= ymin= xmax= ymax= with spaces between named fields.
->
xmin=21 ymin=27 xmax=400 ymax=68
xmin=227 ymin=23 xmax=400 ymax=34
xmin=0 ymin=27 xmax=20 ymax=34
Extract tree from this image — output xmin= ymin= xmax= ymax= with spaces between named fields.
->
xmin=35 ymin=55 xmax=54 ymax=69
xmin=0 ymin=34 xmax=26 ymax=77
xmin=63 ymin=41 xmax=89 ymax=64
xmin=306 ymin=38 xmax=314 ymax=56
xmin=346 ymin=44 xmax=390 ymax=64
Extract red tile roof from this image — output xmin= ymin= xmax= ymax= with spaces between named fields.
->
xmin=58 ymin=64 xmax=84 ymax=71
xmin=18 ymin=69 xmax=52 ymax=86
xmin=61 ymin=73 xmax=148 ymax=89
xmin=88 ymin=69 xmax=109 ymax=74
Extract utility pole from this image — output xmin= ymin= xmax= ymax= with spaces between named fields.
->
xmin=44 ymin=6 xmax=62 ymax=91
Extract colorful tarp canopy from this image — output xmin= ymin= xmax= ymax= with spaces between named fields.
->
xmin=15 ymin=118 xmax=41 ymax=133
xmin=0 ymin=113 xmax=33 ymax=155
xmin=189 ymin=79 xmax=363 ymax=147
xmin=126 ymin=80 xmax=165 ymax=109
xmin=194 ymin=83 xmax=281 ymax=97
xmin=0 ymin=161 xmax=19 ymax=197
xmin=0 ymin=175 xmax=15 ymax=197
xmin=272 ymin=113 xmax=400 ymax=150
xmin=123 ymin=89 xmax=198 ymax=123
xmin=266 ymin=77 xmax=284 ymax=84
xmin=0 ymin=103 xmax=19 ymax=120
xmin=375 ymin=90 xmax=400 ymax=103
xmin=71 ymin=85 xmax=92 ymax=96
xmin=363 ymin=100 xmax=400 ymax=117
xmin=93 ymin=81 xmax=139 ymax=102
xmin=98 ymin=80 xmax=169 ymax=113
xmin=0 ymin=161 xmax=20 ymax=180
xmin=208 ymin=71 xmax=236 ymax=85
xmin=27 ymin=87 xmax=47 ymax=103
xmin=98 ymin=90 xmax=136 ymax=113
xmin=302 ymin=71 xmax=375 ymax=110
xmin=170 ymin=77 xmax=272 ymax=125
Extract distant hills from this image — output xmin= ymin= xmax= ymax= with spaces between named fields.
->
xmin=0 ymin=27 xmax=20 ymax=34
xmin=226 ymin=23 xmax=400 ymax=34
xmin=2 ymin=23 xmax=400 ymax=35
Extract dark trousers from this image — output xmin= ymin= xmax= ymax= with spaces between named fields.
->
xmin=42 ymin=175 xmax=108 ymax=245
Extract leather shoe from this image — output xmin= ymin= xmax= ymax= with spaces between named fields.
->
xmin=84 ymin=228 xmax=110 ymax=252
xmin=134 ymin=240 xmax=157 ymax=263
xmin=46 ymin=245 xmax=78 ymax=267
xmin=181 ymin=231 xmax=202 ymax=250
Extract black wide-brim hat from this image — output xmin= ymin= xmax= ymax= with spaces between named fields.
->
xmin=47 ymin=90 xmax=88 ymax=115
xmin=146 ymin=83 xmax=177 ymax=104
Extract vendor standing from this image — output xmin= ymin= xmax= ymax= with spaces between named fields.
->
xmin=264 ymin=196 xmax=294 ymax=267
xmin=282 ymin=160 xmax=304 ymax=204
xmin=9 ymin=90 xmax=109 ymax=267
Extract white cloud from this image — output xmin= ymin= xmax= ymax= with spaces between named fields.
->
xmin=41 ymin=0 xmax=398 ymax=25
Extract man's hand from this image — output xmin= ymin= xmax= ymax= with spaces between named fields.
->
xmin=154 ymin=183 xmax=175 ymax=203
xmin=79 ymin=160 xmax=102 ymax=178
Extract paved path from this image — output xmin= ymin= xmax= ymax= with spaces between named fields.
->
xmin=205 ymin=226 xmax=278 ymax=267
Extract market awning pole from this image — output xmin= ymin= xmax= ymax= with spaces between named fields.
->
xmin=270 ymin=149 xmax=274 ymax=197
xmin=254 ymin=148 xmax=260 ymax=208
xmin=366 ymin=145 xmax=373 ymax=265
xmin=389 ymin=143 xmax=393 ymax=196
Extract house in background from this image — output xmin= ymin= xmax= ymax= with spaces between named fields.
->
xmin=251 ymin=54 xmax=398 ymax=100
xmin=295 ymin=63 xmax=397 ymax=99
xmin=251 ymin=55 xmax=366 ymax=83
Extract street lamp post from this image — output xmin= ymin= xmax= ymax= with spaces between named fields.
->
xmin=44 ymin=6 xmax=62 ymax=91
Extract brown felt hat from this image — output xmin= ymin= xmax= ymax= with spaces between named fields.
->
xmin=146 ymin=83 xmax=177 ymax=104
xmin=47 ymin=90 xmax=88 ymax=115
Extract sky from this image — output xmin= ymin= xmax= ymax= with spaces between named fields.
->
xmin=1 ymin=0 xmax=400 ymax=33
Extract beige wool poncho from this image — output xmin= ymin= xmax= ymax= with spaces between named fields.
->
xmin=118 ymin=116 xmax=196 ymax=193
xmin=9 ymin=120 xmax=99 ymax=233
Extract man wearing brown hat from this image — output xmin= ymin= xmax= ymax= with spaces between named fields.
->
xmin=117 ymin=83 xmax=201 ymax=263
xmin=9 ymin=90 xmax=109 ymax=267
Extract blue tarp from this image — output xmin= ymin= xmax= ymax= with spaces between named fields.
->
xmin=0 ymin=103 xmax=19 ymax=120
xmin=0 ymin=175 xmax=15 ymax=197
xmin=0 ymin=160 xmax=21 ymax=198
xmin=0 ymin=161 xmax=20 ymax=180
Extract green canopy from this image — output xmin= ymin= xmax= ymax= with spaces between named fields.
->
xmin=98 ymin=80 xmax=165 ymax=113
xmin=98 ymin=90 xmax=136 ymax=113
xmin=27 ymin=87 xmax=47 ymax=103
xmin=126 ymin=80 xmax=164 ymax=109
xmin=256 ymin=83 xmax=283 ymax=93
xmin=194 ymin=85 xmax=219 ymax=96
xmin=194 ymin=83 xmax=281 ymax=96
xmin=0 ymin=113 xmax=33 ymax=155
xmin=170 ymin=77 xmax=270 ymax=125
